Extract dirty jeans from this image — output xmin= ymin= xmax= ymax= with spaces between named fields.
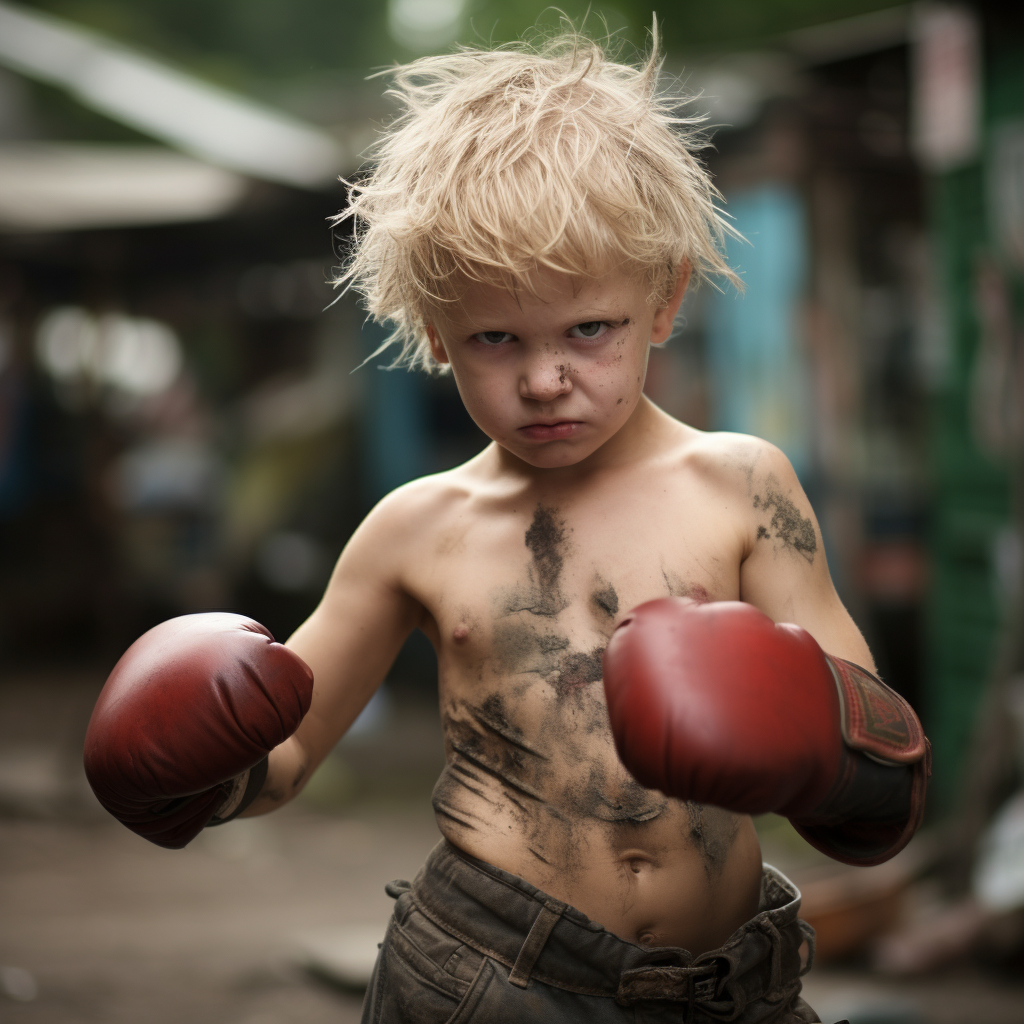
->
xmin=361 ymin=840 xmax=824 ymax=1023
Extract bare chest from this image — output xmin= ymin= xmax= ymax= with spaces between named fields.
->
xmin=416 ymin=498 xmax=740 ymax=675
xmin=410 ymin=496 xmax=749 ymax=902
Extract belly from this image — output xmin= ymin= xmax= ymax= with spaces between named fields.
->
xmin=432 ymin=749 xmax=764 ymax=954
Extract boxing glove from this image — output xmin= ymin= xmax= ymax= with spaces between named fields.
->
xmin=602 ymin=597 xmax=930 ymax=866
xmin=84 ymin=613 xmax=313 ymax=849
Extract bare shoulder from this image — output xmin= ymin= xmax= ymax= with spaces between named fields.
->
xmin=672 ymin=429 xmax=816 ymax=560
xmin=674 ymin=428 xmax=773 ymax=485
xmin=342 ymin=464 xmax=478 ymax=579
xmin=365 ymin=467 xmax=473 ymax=535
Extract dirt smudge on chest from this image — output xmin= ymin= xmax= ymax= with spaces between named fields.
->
xmin=591 ymin=580 xmax=619 ymax=619
xmin=661 ymin=569 xmax=711 ymax=603
xmin=555 ymin=647 xmax=605 ymax=700
xmin=435 ymin=685 xmax=670 ymax=870
xmin=492 ymin=619 xmax=605 ymax=705
xmin=686 ymin=802 xmax=742 ymax=877
xmin=503 ymin=505 xmax=571 ymax=617
xmin=440 ymin=505 xmax=739 ymax=880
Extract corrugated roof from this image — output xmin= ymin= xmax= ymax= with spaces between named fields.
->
xmin=0 ymin=1 xmax=347 ymax=189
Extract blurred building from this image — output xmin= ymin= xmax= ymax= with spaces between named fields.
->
xmin=643 ymin=2 xmax=1023 ymax=818
xmin=0 ymin=2 xmax=364 ymax=661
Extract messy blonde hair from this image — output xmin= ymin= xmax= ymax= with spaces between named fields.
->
xmin=333 ymin=20 xmax=739 ymax=372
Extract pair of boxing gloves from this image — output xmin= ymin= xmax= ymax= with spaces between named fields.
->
xmin=83 ymin=599 xmax=929 ymax=865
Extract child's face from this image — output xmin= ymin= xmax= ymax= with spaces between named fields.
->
xmin=426 ymin=266 xmax=687 ymax=470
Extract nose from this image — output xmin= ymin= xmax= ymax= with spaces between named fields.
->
xmin=519 ymin=355 xmax=572 ymax=402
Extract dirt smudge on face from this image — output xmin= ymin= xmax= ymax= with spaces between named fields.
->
xmin=752 ymin=482 xmax=817 ymax=563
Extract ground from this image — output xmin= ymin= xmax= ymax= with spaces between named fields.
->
xmin=1 ymin=671 xmax=1022 ymax=1024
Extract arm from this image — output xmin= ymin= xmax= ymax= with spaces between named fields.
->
xmin=83 ymin=483 xmax=429 ymax=847
xmin=245 ymin=487 xmax=428 ymax=815
xmin=737 ymin=443 xmax=872 ymax=669
xmin=603 ymin=440 xmax=930 ymax=867
xmin=737 ymin=447 xmax=932 ymax=862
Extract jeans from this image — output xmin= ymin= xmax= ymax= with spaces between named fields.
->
xmin=361 ymin=840 xmax=825 ymax=1023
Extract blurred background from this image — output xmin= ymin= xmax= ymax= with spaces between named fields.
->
xmin=1 ymin=1 xmax=1023 ymax=1022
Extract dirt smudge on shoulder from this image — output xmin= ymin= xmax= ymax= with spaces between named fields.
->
xmin=752 ymin=482 xmax=817 ymax=563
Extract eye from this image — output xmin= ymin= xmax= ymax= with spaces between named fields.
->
xmin=473 ymin=331 xmax=514 ymax=346
xmin=569 ymin=321 xmax=609 ymax=340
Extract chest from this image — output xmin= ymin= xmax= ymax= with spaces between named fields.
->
xmin=411 ymin=493 xmax=742 ymax=667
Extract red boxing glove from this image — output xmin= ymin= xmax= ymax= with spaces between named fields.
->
xmin=84 ymin=613 xmax=313 ymax=849
xmin=603 ymin=598 xmax=930 ymax=866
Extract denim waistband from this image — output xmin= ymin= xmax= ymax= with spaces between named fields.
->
xmin=407 ymin=840 xmax=814 ymax=1012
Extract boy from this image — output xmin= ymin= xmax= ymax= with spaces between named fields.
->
xmin=83 ymin=27 xmax=929 ymax=1024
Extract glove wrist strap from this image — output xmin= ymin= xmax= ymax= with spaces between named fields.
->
xmin=208 ymin=757 xmax=269 ymax=826
xmin=791 ymin=659 xmax=931 ymax=867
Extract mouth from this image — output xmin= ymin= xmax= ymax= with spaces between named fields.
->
xmin=518 ymin=420 xmax=580 ymax=441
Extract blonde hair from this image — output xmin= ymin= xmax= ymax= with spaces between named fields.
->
xmin=333 ymin=21 xmax=739 ymax=373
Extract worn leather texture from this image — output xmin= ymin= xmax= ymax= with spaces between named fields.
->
xmin=83 ymin=612 xmax=313 ymax=849
xmin=602 ymin=598 xmax=929 ymax=867
xmin=792 ymin=658 xmax=931 ymax=867
xmin=602 ymin=597 xmax=845 ymax=819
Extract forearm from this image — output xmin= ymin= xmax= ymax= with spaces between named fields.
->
xmin=240 ymin=735 xmax=314 ymax=816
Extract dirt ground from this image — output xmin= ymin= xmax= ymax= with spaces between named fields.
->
xmin=2 ymin=672 xmax=1023 ymax=1024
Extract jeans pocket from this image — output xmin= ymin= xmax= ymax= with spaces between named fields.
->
xmin=373 ymin=916 xmax=489 ymax=1024
xmin=445 ymin=958 xmax=497 ymax=1024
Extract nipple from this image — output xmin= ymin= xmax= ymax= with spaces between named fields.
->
xmin=453 ymin=623 xmax=469 ymax=643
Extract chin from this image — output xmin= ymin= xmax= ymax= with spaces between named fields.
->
xmin=512 ymin=443 xmax=595 ymax=469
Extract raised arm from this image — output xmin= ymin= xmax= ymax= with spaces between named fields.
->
xmin=83 ymin=482 xmax=430 ymax=847
xmin=601 ymin=437 xmax=930 ymax=867
xmin=247 ymin=490 xmax=425 ymax=814
xmin=736 ymin=441 xmax=873 ymax=668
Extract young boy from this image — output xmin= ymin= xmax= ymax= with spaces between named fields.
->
xmin=83 ymin=28 xmax=929 ymax=1024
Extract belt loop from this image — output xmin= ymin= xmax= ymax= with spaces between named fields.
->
xmin=761 ymin=919 xmax=783 ymax=993
xmin=798 ymin=918 xmax=816 ymax=976
xmin=508 ymin=899 xmax=564 ymax=988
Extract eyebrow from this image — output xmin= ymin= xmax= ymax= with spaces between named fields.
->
xmin=472 ymin=313 xmax=631 ymax=329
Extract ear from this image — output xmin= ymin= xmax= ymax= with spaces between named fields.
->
xmin=426 ymin=325 xmax=450 ymax=365
xmin=650 ymin=263 xmax=692 ymax=346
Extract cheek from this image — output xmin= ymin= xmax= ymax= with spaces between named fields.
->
xmin=595 ymin=337 xmax=649 ymax=398
xmin=449 ymin=365 xmax=509 ymax=426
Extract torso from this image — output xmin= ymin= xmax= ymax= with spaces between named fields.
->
xmin=399 ymin=421 xmax=766 ymax=953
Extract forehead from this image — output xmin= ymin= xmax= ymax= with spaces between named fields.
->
xmin=436 ymin=267 xmax=649 ymax=330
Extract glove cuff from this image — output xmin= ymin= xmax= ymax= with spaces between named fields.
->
xmin=791 ymin=658 xmax=931 ymax=867
xmin=209 ymin=757 xmax=269 ymax=826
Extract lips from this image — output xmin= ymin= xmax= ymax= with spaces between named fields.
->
xmin=519 ymin=421 xmax=579 ymax=441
